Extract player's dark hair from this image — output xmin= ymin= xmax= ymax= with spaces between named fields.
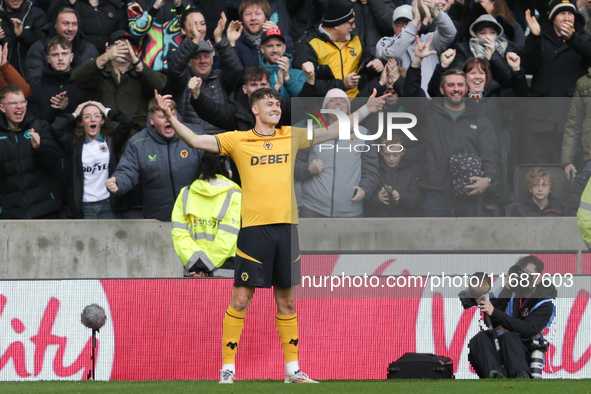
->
xmin=194 ymin=152 xmax=230 ymax=181
xmin=181 ymin=7 xmax=204 ymax=31
xmin=47 ymin=35 xmax=72 ymax=53
xmin=249 ymin=88 xmax=280 ymax=107
xmin=516 ymin=255 xmax=544 ymax=273
xmin=440 ymin=68 xmax=466 ymax=88
xmin=243 ymin=66 xmax=270 ymax=85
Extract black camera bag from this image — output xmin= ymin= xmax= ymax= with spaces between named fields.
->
xmin=387 ymin=353 xmax=454 ymax=379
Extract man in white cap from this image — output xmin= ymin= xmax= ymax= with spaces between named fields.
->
xmin=376 ymin=0 xmax=456 ymax=95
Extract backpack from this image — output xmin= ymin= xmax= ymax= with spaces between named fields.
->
xmin=449 ymin=152 xmax=485 ymax=196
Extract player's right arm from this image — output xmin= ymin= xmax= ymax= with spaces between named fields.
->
xmin=155 ymin=91 xmax=220 ymax=153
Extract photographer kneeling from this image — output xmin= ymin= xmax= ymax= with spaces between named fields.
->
xmin=468 ymin=256 xmax=557 ymax=379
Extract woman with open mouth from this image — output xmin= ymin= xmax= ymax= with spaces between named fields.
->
xmin=50 ymin=100 xmax=134 ymax=219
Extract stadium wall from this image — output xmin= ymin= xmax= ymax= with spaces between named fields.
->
xmin=0 ymin=218 xmax=587 ymax=278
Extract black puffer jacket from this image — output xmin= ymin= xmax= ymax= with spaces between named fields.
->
xmin=511 ymin=195 xmax=564 ymax=217
xmin=364 ymin=157 xmax=421 ymax=217
xmin=29 ymin=66 xmax=88 ymax=124
xmin=168 ymin=37 xmax=242 ymax=133
xmin=0 ymin=111 xmax=61 ymax=218
xmin=0 ymin=0 xmax=47 ymax=76
xmin=47 ymin=0 xmax=127 ymax=53
xmin=404 ymin=65 xmax=499 ymax=193
xmin=25 ymin=19 xmax=99 ymax=84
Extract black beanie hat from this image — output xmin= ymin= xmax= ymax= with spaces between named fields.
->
xmin=322 ymin=0 xmax=355 ymax=28
xmin=548 ymin=0 xmax=576 ymax=21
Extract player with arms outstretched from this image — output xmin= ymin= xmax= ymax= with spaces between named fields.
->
xmin=155 ymin=86 xmax=387 ymax=384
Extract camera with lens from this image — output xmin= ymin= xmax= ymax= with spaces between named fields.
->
xmin=458 ymin=272 xmax=492 ymax=309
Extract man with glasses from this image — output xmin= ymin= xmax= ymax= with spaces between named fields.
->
xmin=376 ymin=0 xmax=456 ymax=96
xmin=0 ymin=84 xmax=62 ymax=219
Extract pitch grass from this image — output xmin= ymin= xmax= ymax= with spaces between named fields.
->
xmin=1 ymin=380 xmax=591 ymax=394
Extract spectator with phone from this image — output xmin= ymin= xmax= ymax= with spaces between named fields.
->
xmin=364 ymin=132 xmax=421 ymax=217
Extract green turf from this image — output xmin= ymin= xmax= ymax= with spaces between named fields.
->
xmin=1 ymin=380 xmax=591 ymax=394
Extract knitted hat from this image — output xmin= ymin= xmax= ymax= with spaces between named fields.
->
xmin=548 ymin=0 xmax=576 ymax=21
xmin=322 ymin=0 xmax=355 ymax=28
xmin=322 ymin=88 xmax=351 ymax=114
xmin=470 ymin=14 xmax=504 ymax=37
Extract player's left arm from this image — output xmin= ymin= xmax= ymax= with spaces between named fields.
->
xmin=311 ymin=89 xmax=388 ymax=145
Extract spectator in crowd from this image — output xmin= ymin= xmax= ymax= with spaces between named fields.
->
xmin=258 ymin=27 xmax=306 ymax=99
xmin=0 ymin=84 xmax=62 ymax=218
xmin=105 ymin=97 xmax=203 ymax=221
xmin=168 ymin=12 xmax=243 ymax=134
xmin=294 ymin=88 xmax=379 ymax=217
xmin=474 ymin=0 xmax=525 ymax=47
xmin=49 ymin=100 xmax=133 ymax=218
xmin=521 ymin=1 xmax=591 ymax=164
xmin=0 ymin=0 xmax=47 ymax=76
xmin=363 ymin=132 xmax=420 ymax=217
xmin=376 ymin=0 xmax=456 ymax=95
xmin=189 ymin=64 xmax=317 ymax=133
xmin=405 ymin=38 xmax=499 ymax=217
xmin=171 ymin=152 xmax=241 ymax=278
xmin=0 ymin=42 xmax=31 ymax=97
xmin=25 ymin=7 xmax=99 ymax=84
xmin=511 ymin=167 xmax=564 ymax=216
xmin=294 ymin=0 xmax=383 ymax=98
xmin=127 ymin=0 xmax=191 ymax=72
xmin=563 ymin=73 xmax=591 ymax=181
xmin=567 ymin=139 xmax=591 ymax=215
xmin=47 ymin=0 xmax=128 ymax=54
xmin=29 ymin=36 xmax=87 ymax=124
xmin=72 ymin=30 xmax=167 ymax=132
xmin=233 ymin=0 xmax=294 ymax=70
xmin=446 ymin=14 xmax=517 ymax=89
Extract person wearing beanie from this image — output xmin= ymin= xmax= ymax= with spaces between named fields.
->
xmin=294 ymin=88 xmax=380 ymax=217
xmin=293 ymin=0 xmax=382 ymax=98
xmin=376 ymin=0 xmax=456 ymax=96
xmin=519 ymin=2 xmax=591 ymax=164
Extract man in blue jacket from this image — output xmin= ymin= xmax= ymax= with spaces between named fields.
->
xmin=105 ymin=98 xmax=203 ymax=221
xmin=258 ymin=27 xmax=306 ymax=100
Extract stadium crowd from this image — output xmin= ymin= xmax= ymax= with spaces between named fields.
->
xmin=2 ymin=0 xmax=591 ymax=220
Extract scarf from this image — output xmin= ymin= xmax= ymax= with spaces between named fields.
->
xmin=244 ymin=30 xmax=262 ymax=48
xmin=469 ymin=35 xmax=509 ymax=58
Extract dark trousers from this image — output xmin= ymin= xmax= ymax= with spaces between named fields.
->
xmin=468 ymin=331 xmax=531 ymax=378
xmin=423 ymin=190 xmax=484 ymax=217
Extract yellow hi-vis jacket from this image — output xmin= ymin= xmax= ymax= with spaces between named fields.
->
xmin=577 ymin=178 xmax=591 ymax=250
xmin=171 ymin=175 xmax=242 ymax=276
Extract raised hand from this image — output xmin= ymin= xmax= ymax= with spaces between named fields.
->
xmin=29 ymin=128 xmax=40 ymax=149
xmin=301 ymin=61 xmax=315 ymax=84
xmin=50 ymin=91 xmax=69 ymax=110
xmin=91 ymin=100 xmax=107 ymax=114
xmin=213 ymin=12 xmax=227 ymax=43
xmin=525 ymin=9 xmax=540 ymax=36
xmin=344 ymin=73 xmax=360 ymax=89
xmin=367 ymin=58 xmax=385 ymax=73
xmin=154 ymin=90 xmax=174 ymax=118
xmin=226 ymin=20 xmax=243 ymax=46
xmin=262 ymin=20 xmax=278 ymax=30
xmin=366 ymin=88 xmax=390 ymax=113
xmin=11 ymin=18 xmax=23 ymax=36
xmin=559 ymin=20 xmax=574 ymax=40
xmin=483 ymin=35 xmax=496 ymax=60
xmin=414 ymin=35 xmax=437 ymax=59
xmin=188 ymin=76 xmax=202 ymax=99
xmin=506 ymin=52 xmax=520 ymax=72
xmin=440 ymin=48 xmax=456 ymax=68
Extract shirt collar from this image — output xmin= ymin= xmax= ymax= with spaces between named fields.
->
xmin=85 ymin=134 xmax=104 ymax=144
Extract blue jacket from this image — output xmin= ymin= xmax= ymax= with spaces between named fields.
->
xmin=259 ymin=53 xmax=306 ymax=100
xmin=112 ymin=115 xmax=203 ymax=220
